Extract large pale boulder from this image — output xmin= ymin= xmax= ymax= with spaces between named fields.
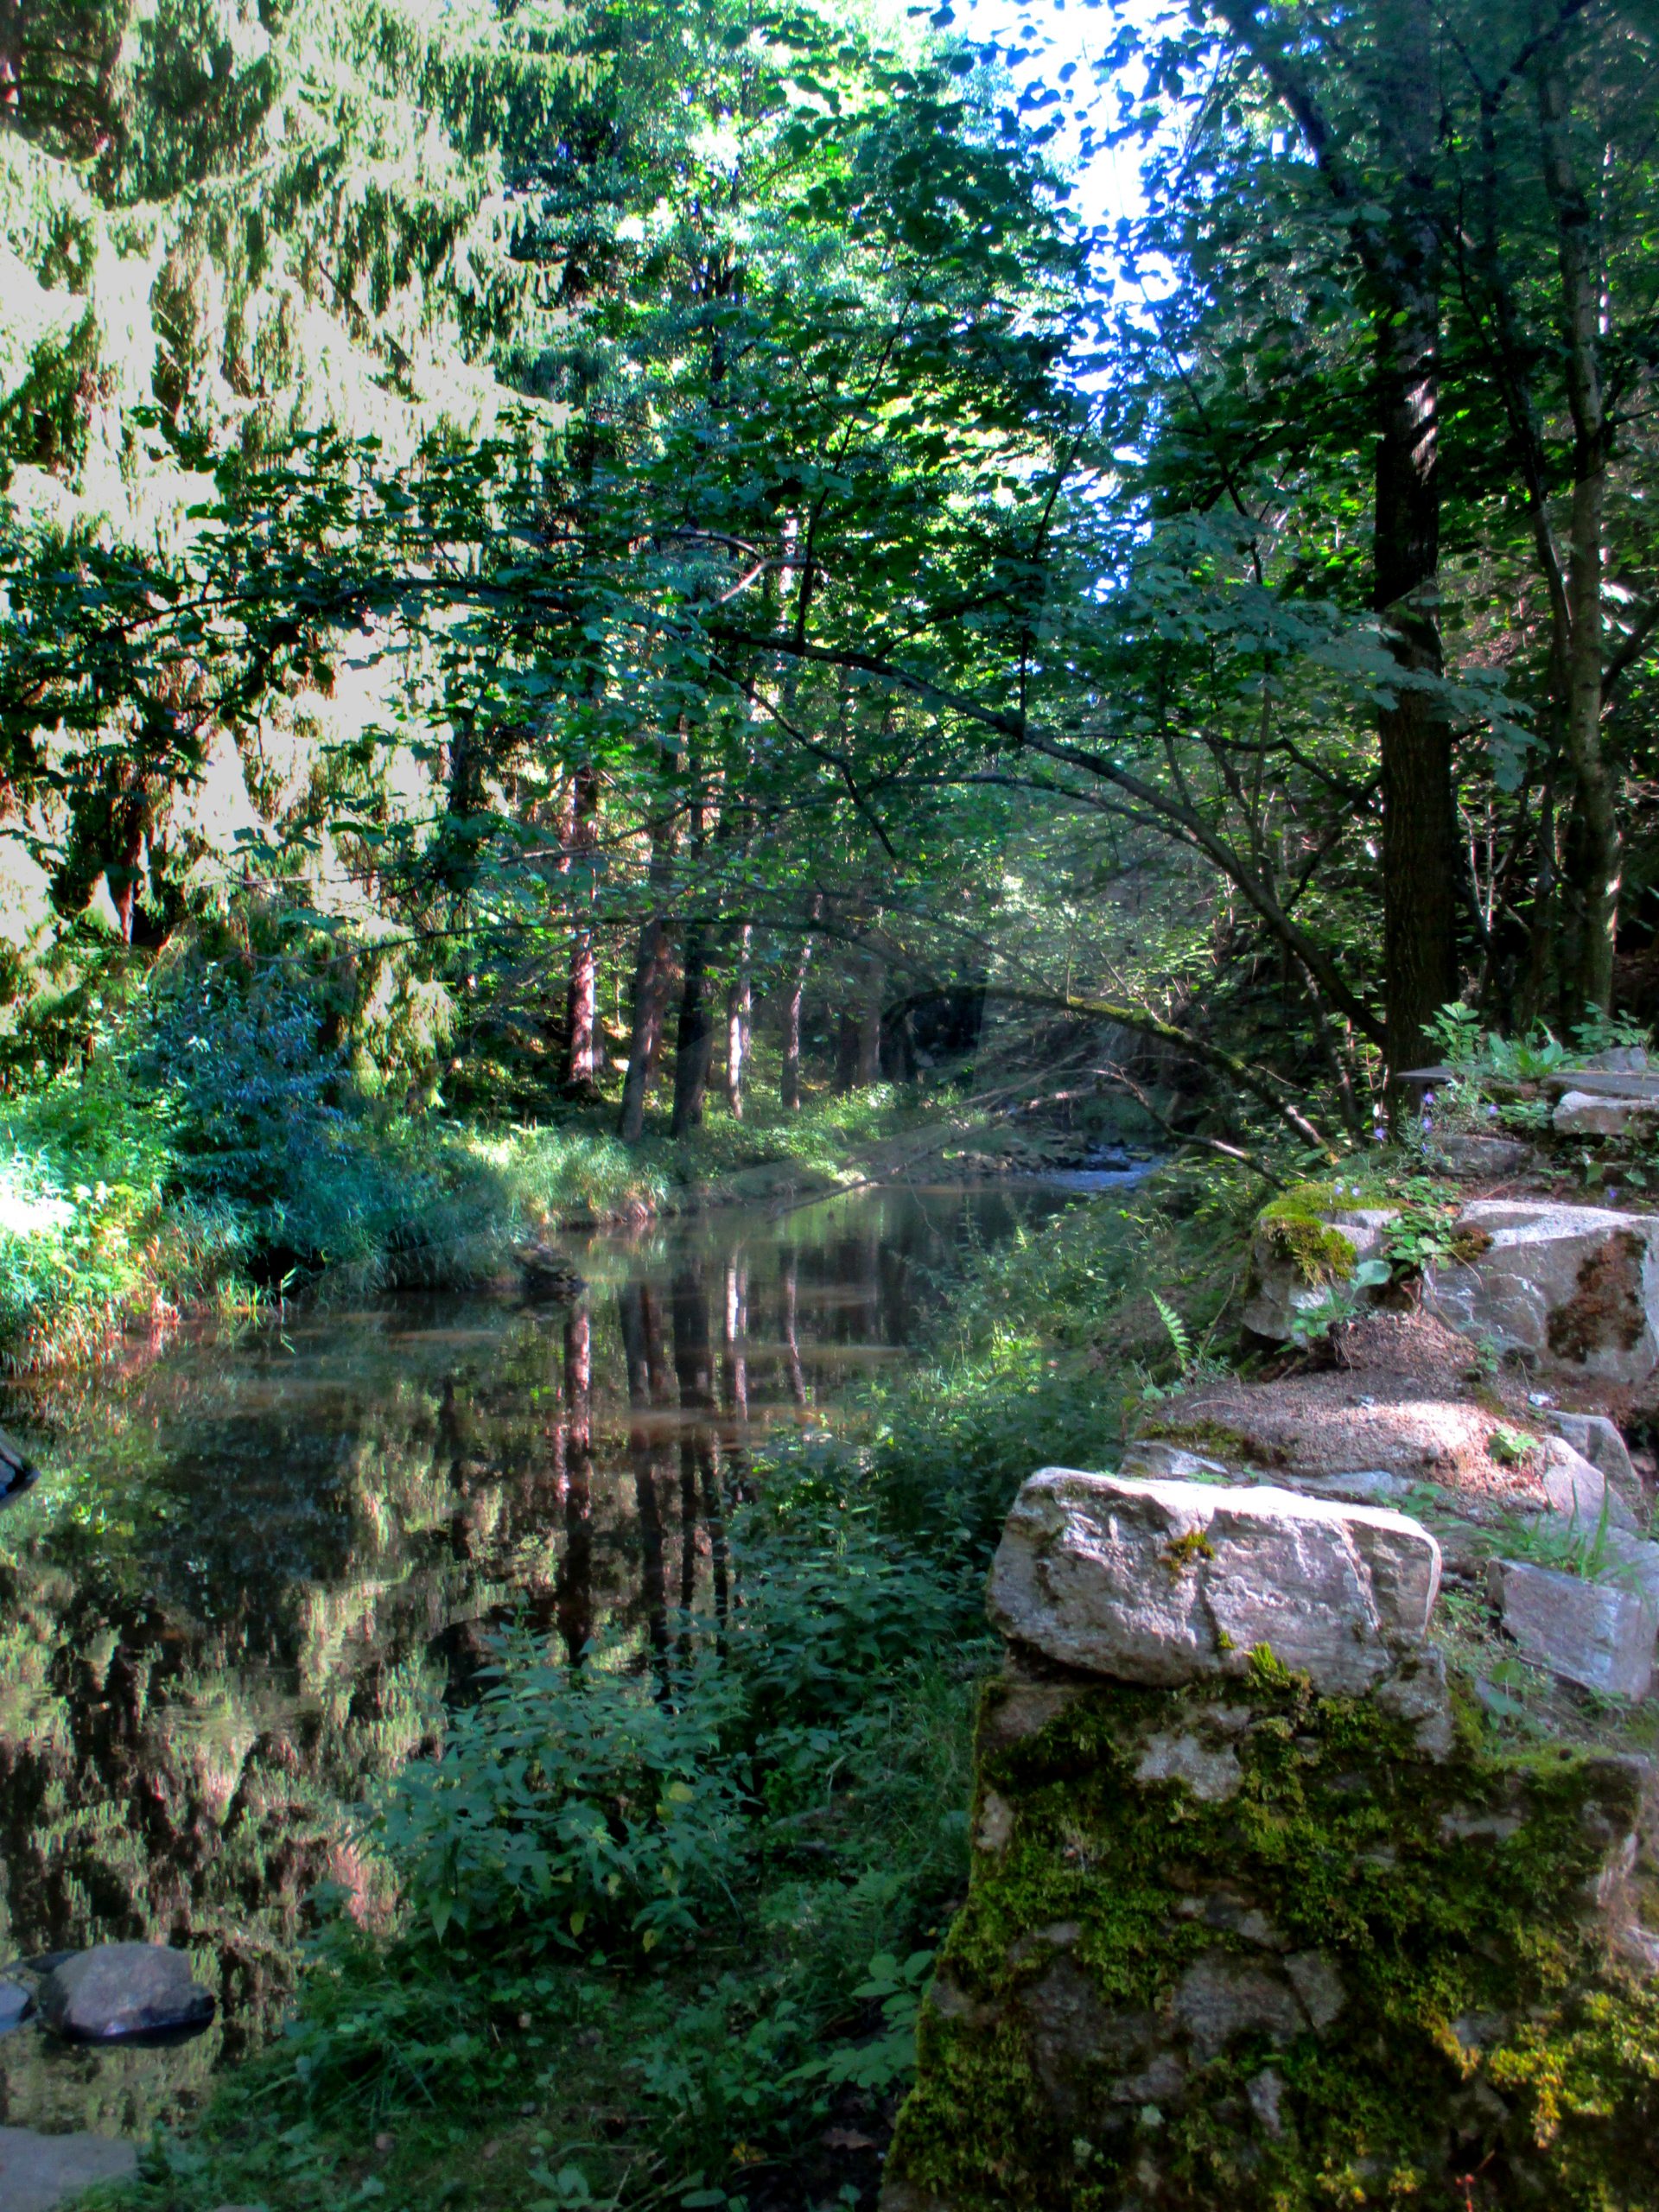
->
xmin=1424 ymin=1200 xmax=1659 ymax=1382
xmin=38 ymin=1944 xmax=213 ymax=2044
xmin=988 ymin=1470 xmax=1440 ymax=1696
xmin=886 ymin=1513 xmax=1659 ymax=2212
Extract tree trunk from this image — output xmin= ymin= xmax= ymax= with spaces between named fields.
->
xmin=1538 ymin=56 xmax=1616 ymax=1014
xmin=780 ymin=894 xmax=822 ymax=1110
xmin=855 ymin=959 xmax=884 ymax=1084
xmin=618 ymin=758 xmax=679 ymax=1144
xmin=618 ymin=917 xmax=672 ymax=1143
xmin=563 ymin=761 xmax=600 ymax=1090
xmin=724 ymin=923 xmax=752 ymax=1119
xmin=1216 ymin=0 xmax=1453 ymax=1076
xmin=0 ymin=0 xmax=17 ymax=120
xmin=670 ymin=921 xmax=715 ymax=1135
xmin=110 ymin=798 xmax=144 ymax=945
xmin=1371 ymin=0 xmax=1458 ymax=1081
xmin=834 ymin=1010 xmax=860 ymax=1093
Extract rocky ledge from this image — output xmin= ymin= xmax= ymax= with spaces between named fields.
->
xmin=1246 ymin=1191 xmax=1659 ymax=1386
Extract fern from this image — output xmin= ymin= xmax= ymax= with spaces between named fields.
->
xmin=1150 ymin=1290 xmax=1192 ymax=1373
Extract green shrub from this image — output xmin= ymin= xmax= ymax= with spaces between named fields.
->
xmin=380 ymin=1649 xmax=750 ymax=1956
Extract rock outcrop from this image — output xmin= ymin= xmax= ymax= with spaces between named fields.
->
xmin=1485 ymin=1556 xmax=1658 ymax=1699
xmin=1243 ymin=1188 xmax=1659 ymax=1387
xmin=1240 ymin=1189 xmax=1393 ymax=1340
xmin=881 ymin=1470 xmax=1659 ymax=2212
xmin=1423 ymin=1199 xmax=1659 ymax=1383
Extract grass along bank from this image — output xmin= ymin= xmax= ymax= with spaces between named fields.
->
xmin=89 ymin=1168 xmax=1251 ymax=2212
xmin=0 ymin=1062 xmax=950 ymax=1374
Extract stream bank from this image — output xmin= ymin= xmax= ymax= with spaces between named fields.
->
xmin=0 ymin=1172 xmax=1185 ymax=2212
xmin=0 ymin=1083 xmax=1154 ymax=1380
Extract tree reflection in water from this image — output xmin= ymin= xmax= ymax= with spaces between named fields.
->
xmin=0 ymin=1181 xmax=1077 ymax=2136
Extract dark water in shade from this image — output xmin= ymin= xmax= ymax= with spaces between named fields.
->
xmin=0 ymin=1179 xmax=1115 ymax=2138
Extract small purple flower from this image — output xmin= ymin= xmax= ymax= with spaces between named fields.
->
xmin=1486 ymin=1103 xmax=1499 ymax=1118
xmin=1421 ymin=1115 xmax=1433 ymax=1134
xmin=1423 ymin=1090 xmax=1436 ymax=1106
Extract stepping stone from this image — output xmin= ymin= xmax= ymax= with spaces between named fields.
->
xmin=1486 ymin=1557 xmax=1658 ymax=1700
xmin=1542 ymin=1068 xmax=1659 ymax=1100
xmin=0 ymin=2128 xmax=137 ymax=2212
xmin=1428 ymin=1134 xmax=1534 ymax=1178
xmin=0 ymin=1980 xmax=32 ymax=2033
xmin=1554 ymin=1091 xmax=1659 ymax=1139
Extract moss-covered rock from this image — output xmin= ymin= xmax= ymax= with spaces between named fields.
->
xmin=1242 ymin=1186 xmax=1396 ymax=1342
xmin=883 ymin=1661 xmax=1659 ymax=2211
xmin=1256 ymin=1184 xmax=1363 ymax=1287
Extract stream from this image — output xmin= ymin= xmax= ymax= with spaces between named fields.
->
xmin=0 ymin=1175 xmax=1132 ymax=2139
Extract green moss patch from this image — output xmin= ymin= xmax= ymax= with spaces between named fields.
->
xmin=1256 ymin=1185 xmax=1362 ymax=1286
xmin=1134 ymin=1417 xmax=1275 ymax=1466
xmin=887 ymin=1669 xmax=1659 ymax=2211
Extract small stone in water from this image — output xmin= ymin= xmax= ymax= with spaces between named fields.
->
xmin=38 ymin=1944 xmax=214 ymax=2044
xmin=374 ymin=2133 xmax=396 ymax=2154
xmin=0 ymin=2127 xmax=137 ymax=2212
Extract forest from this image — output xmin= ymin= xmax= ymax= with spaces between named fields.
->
xmin=4 ymin=0 xmax=1659 ymax=2208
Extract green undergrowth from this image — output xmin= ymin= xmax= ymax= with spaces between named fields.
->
xmin=100 ymin=1453 xmax=988 ymax=2212
xmin=889 ymin=1669 xmax=1659 ymax=2212
xmin=0 ymin=1057 xmax=936 ymax=1373
xmin=87 ymin=1166 xmax=1259 ymax=2212
xmin=0 ymin=1071 xmax=655 ymax=1370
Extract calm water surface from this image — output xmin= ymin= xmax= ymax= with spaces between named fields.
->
xmin=0 ymin=1179 xmax=1112 ymax=2137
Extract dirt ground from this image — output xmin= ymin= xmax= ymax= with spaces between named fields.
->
xmin=1140 ymin=1310 xmax=1562 ymax=1508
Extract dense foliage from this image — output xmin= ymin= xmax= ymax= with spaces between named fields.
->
xmin=6 ymin=0 xmax=1659 ymax=2199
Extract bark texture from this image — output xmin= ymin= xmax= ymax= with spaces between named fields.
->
xmin=779 ymin=894 xmax=822 ymax=1110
